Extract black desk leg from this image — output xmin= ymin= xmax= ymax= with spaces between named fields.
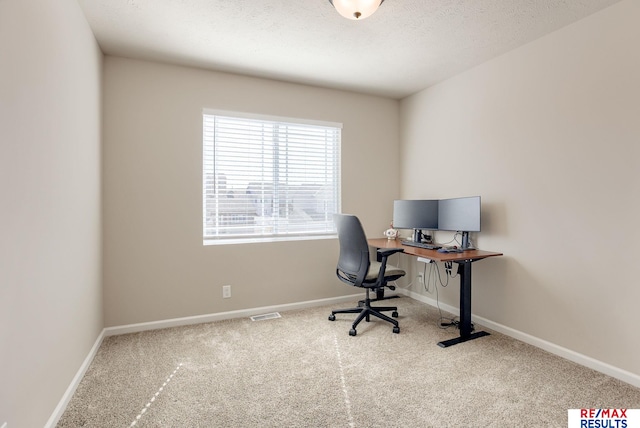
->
xmin=459 ymin=261 xmax=472 ymax=336
xmin=437 ymin=260 xmax=490 ymax=348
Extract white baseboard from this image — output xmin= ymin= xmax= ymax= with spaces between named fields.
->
xmin=401 ymin=288 xmax=640 ymax=388
xmin=103 ymin=294 xmax=361 ymax=336
xmin=45 ymin=329 xmax=106 ymax=428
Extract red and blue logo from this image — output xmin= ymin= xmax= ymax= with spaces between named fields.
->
xmin=568 ymin=409 xmax=640 ymax=428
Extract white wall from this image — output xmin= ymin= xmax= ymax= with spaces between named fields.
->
xmin=102 ymin=57 xmax=400 ymax=327
xmin=0 ymin=0 xmax=103 ymax=426
xmin=399 ymin=0 xmax=639 ymax=377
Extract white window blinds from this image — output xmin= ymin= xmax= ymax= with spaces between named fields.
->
xmin=203 ymin=111 xmax=341 ymax=242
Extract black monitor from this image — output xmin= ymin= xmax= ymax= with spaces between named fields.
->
xmin=393 ymin=200 xmax=439 ymax=241
xmin=437 ymin=196 xmax=481 ymax=249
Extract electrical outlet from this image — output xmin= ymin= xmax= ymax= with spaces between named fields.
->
xmin=222 ymin=285 xmax=231 ymax=299
xmin=417 ymin=273 xmax=424 ymax=284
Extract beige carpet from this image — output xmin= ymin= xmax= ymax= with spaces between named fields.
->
xmin=57 ymin=298 xmax=640 ymax=427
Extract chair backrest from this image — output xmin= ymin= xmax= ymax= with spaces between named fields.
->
xmin=333 ymin=214 xmax=370 ymax=287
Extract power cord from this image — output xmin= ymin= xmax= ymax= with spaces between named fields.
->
xmin=395 ymin=253 xmax=469 ymax=331
xmin=389 ymin=252 xmax=415 ymax=290
xmin=422 ymin=261 xmax=459 ymax=329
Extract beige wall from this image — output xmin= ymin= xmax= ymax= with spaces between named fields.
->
xmin=102 ymin=57 xmax=401 ymax=327
xmin=0 ymin=0 xmax=103 ymax=426
xmin=4 ymin=1 xmax=638 ymax=425
xmin=399 ymin=0 xmax=639 ymax=376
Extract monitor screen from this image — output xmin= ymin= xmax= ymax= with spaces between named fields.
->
xmin=393 ymin=200 xmax=439 ymax=230
xmin=437 ymin=196 xmax=481 ymax=232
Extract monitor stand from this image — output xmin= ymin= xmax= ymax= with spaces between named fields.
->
xmin=461 ymin=231 xmax=469 ymax=249
xmin=461 ymin=231 xmax=475 ymax=250
xmin=412 ymin=229 xmax=422 ymax=242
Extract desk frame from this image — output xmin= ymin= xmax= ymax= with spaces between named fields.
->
xmin=368 ymin=238 xmax=502 ymax=347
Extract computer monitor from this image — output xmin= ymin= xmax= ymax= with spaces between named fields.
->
xmin=393 ymin=200 xmax=439 ymax=242
xmin=437 ymin=196 xmax=481 ymax=249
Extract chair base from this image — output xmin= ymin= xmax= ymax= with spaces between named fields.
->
xmin=329 ymin=289 xmax=400 ymax=336
xmin=359 ymin=293 xmax=400 ymax=307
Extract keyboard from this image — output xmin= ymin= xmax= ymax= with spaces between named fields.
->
xmin=400 ymin=240 xmax=442 ymax=250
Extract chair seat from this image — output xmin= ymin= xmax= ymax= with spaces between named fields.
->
xmin=366 ymin=261 xmax=405 ymax=281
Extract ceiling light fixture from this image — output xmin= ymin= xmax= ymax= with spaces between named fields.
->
xmin=329 ymin=0 xmax=385 ymax=20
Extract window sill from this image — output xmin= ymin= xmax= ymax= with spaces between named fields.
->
xmin=203 ymin=234 xmax=337 ymax=246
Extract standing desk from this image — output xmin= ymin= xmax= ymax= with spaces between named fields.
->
xmin=368 ymin=238 xmax=503 ymax=347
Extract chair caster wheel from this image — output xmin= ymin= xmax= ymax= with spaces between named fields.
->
xmin=328 ymin=314 xmax=336 ymax=321
xmin=349 ymin=329 xmax=357 ymax=336
xmin=392 ymin=311 xmax=399 ymax=318
xmin=393 ymin=326 xmax=400 ymax=334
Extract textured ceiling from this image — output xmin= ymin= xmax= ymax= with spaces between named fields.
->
xmin=78 ymin=0 xmax=622 ymax=99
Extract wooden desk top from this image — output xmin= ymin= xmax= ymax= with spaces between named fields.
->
xmin=368 ymin=238 xmax=503 ymax=263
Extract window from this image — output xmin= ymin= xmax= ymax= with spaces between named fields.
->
xmin=203 ymin=110 xmax=341 ymax=243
